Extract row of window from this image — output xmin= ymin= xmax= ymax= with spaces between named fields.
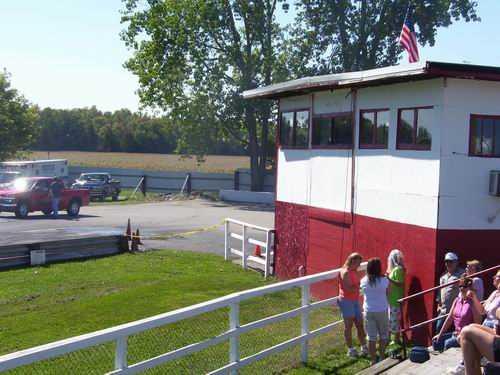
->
xmin=279 ymin=107 xmax=433 ymax=150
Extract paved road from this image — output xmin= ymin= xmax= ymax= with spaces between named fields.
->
xmin=0 ymin=199 xmax=275 ymax=255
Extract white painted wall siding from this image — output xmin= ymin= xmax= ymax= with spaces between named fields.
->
xmin=355 ymin=80 xmax=442 ymax=228
xmin=276 ymin=149 xmax=311 ymax=206
xmin=277 ymin=79 xmax=443 ymax=229
xmin=314 ymin=89 xmax=352 ymax=114
xmin=279 ymin=95 xmax=311 ymax=112
xmin=309 ymin=150 xmax=352 ymax=212
xmin=439 ymin=79 xmax=500 ymax=229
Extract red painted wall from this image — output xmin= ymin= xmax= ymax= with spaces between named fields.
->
xmin=275 ymin=201 xmax=438 ymax=344
xmin=274 ymin=201 xmax=309 ymax=279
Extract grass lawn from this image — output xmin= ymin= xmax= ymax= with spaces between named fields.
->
xmin=0 ymin=249 xmax=369 ymax=374
xmin=29 ymin=151 xmax=250 ymax=173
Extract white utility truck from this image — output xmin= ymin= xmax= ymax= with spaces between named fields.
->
xmin=0 ymin=159 xmax=68 ymax=179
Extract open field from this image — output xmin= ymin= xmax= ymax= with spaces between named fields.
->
xmin=0 ymin=249 xmax=368 ymax=374
xmin=29 ymin=151 xmax=250 ymax=173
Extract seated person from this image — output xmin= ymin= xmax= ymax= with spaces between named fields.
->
xmin=460 ymin=309 xmax=500 ymax=375
xmin=465 ymin=260 xmax=484 ymax=302
xmin=483 ymin=270 xmax=500 ymax=329
xmin=433 ymin=277 xmax=484 ymax=352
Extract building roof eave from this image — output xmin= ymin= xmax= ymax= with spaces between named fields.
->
xmin=242 ymin=61 xmax=500 ymax=100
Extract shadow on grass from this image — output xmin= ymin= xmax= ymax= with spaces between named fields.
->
xmin=289 ymin=345 xmax=371 ymax=375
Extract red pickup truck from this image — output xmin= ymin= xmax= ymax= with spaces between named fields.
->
xmin=0 ymin=177 xmax=90 ymax=218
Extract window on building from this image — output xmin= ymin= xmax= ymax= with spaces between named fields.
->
xmin=279 ymin=110 xmax=310 ymax=148
xmin=469 ymin=115 xmax=500 ymax=157
xmin=397 ymin=107 xmax=433 ymax=150
xmin=280 ymin=112 xmax=294 ymax=146
xmin=359 ymin=109 xmax=389 ymax=148
xmin=295 ymin=111 xmax=309 ymax=147
xmin=312 ymin=113 xmax=353 ymax=148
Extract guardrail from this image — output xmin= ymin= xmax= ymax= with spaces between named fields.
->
xmin=224 ymin=218 xmax=275 ymax=278
xmin=0 ymin=262 xmax=367 ymax=374
xmin=69 ymin=167 xmax=275 ymax=193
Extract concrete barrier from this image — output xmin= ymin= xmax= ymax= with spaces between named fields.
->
xmin=0 ymin=235 xmax=126 ymax=270
xmin=219 ymin=190 xmax=275 ymax=205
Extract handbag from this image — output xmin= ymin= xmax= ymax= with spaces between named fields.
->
xmin=409 ymin=346 xmax=430 ymax=363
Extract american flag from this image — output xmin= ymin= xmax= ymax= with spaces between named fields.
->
xmin=399 ymin=8 xmax=419 ymax=63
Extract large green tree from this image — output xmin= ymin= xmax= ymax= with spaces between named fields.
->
xmin=121 ymin=0 xmax=289 ymax=190
xmin=0 ymin=73 xmax=38 ymax=162
xmin=292 ymin=0 xmax=480 ymax=74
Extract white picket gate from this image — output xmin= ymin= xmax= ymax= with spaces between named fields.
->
xmin=224 ymin=218 xmax=274 ymax=278
xmin=0 ymin=263 xmax=367 ymax=374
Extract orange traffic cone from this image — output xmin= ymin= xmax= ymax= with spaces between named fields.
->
xmin=126 ymin=218 xmax=132 ymax=241
xmin=254 ymin=245 xmax=262 ymax=257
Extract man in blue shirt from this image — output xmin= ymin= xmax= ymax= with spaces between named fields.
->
xmin=49 ymin=178 xmax=64 ymax=218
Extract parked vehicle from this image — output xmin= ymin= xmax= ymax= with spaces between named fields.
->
xmin=0 ymin=171 xmax=21 ymax=188
xmin=0 ymin=177 xmax=89 ymax=218
xmin=71 ymin=173 xmax=121 ymax=201
xmin=0 ymin=159 xmax=68 ymax=178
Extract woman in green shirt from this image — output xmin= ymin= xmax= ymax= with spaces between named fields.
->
xmin=386 ymin=249 xmax=406 ymax=345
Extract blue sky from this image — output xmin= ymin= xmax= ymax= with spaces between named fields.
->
xmin=1 ymin=0 xmax=499 ymax=112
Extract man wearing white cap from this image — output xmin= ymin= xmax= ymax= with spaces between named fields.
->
xmin=436 ymin=252 xmax=465 ymax=334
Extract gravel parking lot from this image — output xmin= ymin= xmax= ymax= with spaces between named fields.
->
xmin=0 ymin=199 xmax=275 ymax=255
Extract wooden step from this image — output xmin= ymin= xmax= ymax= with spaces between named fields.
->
xmin=357 ymin=357 xmax=401 ymax=375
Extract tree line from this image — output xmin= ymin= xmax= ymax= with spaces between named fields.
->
xmin=33 ymin=107 xmax=247 ymax=155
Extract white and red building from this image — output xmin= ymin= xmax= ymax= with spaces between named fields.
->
xmin=243 ymin=61 xmax=500 ymax=337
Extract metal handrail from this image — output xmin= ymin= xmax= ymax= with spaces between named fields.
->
xmin=398 ymin=265 xmax=500 ymax=303
xmin=398 ymin=264 xmax=500 ymax=358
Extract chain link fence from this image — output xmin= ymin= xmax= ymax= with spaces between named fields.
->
xmin=3 ymin=287 xmax=344 ymax=375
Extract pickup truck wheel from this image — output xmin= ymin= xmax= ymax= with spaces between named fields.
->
xmin=15 ymin=202 xmax=29 ymax=219
xmin=67 ymin=199 xmax=81 ymax=217
xmin=112 ymin=191 xmax=119 ymax=201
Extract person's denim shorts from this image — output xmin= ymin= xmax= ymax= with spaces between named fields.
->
xmin=338 ymin=298 xmax=362 ymax=320
xmin=432 ymin=332 xmax=460 ymax=352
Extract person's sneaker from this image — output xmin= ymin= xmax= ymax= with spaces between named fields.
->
xmin=360 ymin=345 xmax=368 ymax=356
xmin=480 ymin=357 xmax=488 ymax=367
xmin=347 ymin=347 xmax=358 ymax=358
xmin=446 ymin=364 xmax=465 ymax=375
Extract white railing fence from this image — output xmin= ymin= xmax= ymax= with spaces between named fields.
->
xmin=0 ymin=263 xmax=366 ymax=375
xmin=224 ymin=218 xmax=274 ymax=278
